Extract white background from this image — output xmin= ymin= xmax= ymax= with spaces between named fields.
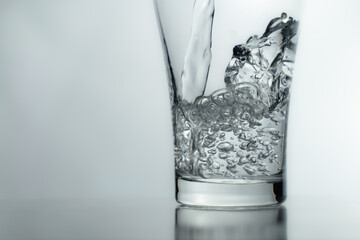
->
xmin=0 ymin=0 xmax=359 ymax=204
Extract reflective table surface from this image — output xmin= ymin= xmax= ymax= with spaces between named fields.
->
xmin=1 ymin=196 xmax=359 ymax=240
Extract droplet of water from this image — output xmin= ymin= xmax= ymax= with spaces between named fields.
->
xmin=281 ymin=12 xmax=289 ymax=23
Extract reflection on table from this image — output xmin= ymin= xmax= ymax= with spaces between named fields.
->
xmin=175 ymin=205 xmax=286 ymax=240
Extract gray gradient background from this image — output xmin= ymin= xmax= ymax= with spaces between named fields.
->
xmin=1 ymin=1 xmax=360 ymax=239
xmin=1 ymin=0 xmax=360 ymax=204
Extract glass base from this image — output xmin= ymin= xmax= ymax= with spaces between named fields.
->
xmin=176 ymin=177 xmax=285 ymax=207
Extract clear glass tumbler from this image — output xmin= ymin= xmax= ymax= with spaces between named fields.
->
xmin=154 ymin=0 xmax=302 ymax=207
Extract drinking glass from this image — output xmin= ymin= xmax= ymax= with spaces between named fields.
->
xmin=154 ymin=0 xmax=302 ymax=206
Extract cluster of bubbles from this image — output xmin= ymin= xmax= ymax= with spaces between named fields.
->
xmin=174 ymin=83 xmax=287 ymax=179
xmin=173 ymin=13 xmax=298 ymax=180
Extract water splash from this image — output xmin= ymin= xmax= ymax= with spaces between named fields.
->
xmin=225 ymin=12 xmax=299 ymax=110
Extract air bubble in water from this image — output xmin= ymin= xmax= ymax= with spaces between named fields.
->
xmin=238 ymin=132 xmax=247 ymax=140
xmin=197 ymin=163 xmax=208 ymax=178
xmin=217 ymin=142 xmax=234 ymax=152
xmin=226 ymin=165 xmax=237 ymax=174
xmin=243 ymin=164 xmax=256 ymax=175
xmin=219 ymin=153 xmax=229 ymax=159
xmin=240 ymin=142 xmax=248 ymax=150
xmin=207 ymin=156 xmax=214 ymax=165
xmin=212 ymin=162 xmax=220 ymax=169
xmin=219 ymin=132 xmax=226 ymax=140
xmin=227 ymin=158 xmax=238 ymax=167
xmin=267 ymin=145 xmax=273 ymax=151
xmin=236 ymin=150 xmax=243 ymax=157
xmin=221 ymin=124 xmax=232 ymax=132
xmin=208 ymin=149 xmax=217 ymax=155
xmin=258 ymin=166 xmax=268 ymax=172
xmin=238 ymin=156 xmax=248 ymax=165
xmin=249 ymin=137 xmax=257 ymax=144
xmin=259 ymin=151 xmax=272 ymax=159
xmin=247 ymin=142 xmax=258 ymax=151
